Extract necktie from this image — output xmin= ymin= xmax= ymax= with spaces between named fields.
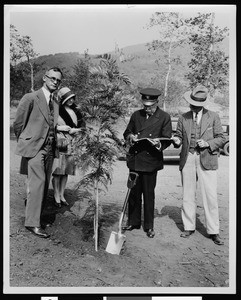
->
xmin=194 ymin=112 xmax=198 ymax=124
xmin=49 ymin=94 xmax=53 ymax=112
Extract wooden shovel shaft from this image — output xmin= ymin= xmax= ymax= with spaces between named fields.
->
xmin=118 ymin=188 xmax=131 ymax=234
xmin=117 ymin=172 xmax=139 ymax=234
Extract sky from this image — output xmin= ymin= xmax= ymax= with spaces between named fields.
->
xmin=5 ymin=4 xmax=236 ymax=56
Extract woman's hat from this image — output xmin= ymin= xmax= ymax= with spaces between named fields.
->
xmin=140 ymin=88 xmax=161 ymax=106
xmin=58 ymin=87 xmax=76 ymax=104
xmin=183 ymin=85 xmax=209 ymax=107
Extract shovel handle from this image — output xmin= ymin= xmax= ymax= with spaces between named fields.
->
xmin=118 ymin=172 xmax=139 ymax=233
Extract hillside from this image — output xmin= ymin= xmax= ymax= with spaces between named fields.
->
xmin=110 ymin=37 xmax=229 ymax=87
xmin=113 ymin=42 xmax=192 ymax=87
xmin=33 ymin=37 xmax=229 ymax=87
xmin=13 ymin=38 xmax=229 ymax=118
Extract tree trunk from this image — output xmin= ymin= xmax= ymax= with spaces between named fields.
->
xmin=94 ymin=180 xmax=99 ymax=251
xmin=205 ymin=13 xmax=215 ymax=88
xmin=163 ymin=42 xmax=172 ymax=111
xmin=30 ymin=62 xmax=34 ymax=92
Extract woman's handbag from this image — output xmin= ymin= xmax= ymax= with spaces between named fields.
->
xmin=56 ymin=132 xmax=69 ymax=152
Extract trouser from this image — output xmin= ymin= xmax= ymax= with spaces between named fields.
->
xmin=24 ymin=144 xmax=54 ymax=227
xmin=181 ymin=152 xmax=220 ymax=234
xmin=127 ymin=170 xmax=157 ymax=230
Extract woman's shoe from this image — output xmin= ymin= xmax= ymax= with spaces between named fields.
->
xmin=61 ymin=200 xmax=69 ymax=206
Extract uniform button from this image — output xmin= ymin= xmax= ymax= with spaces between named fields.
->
xmin=149 ymin=134 xmax=152 ymax=136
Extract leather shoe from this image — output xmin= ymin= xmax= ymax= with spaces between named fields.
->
xmin=210 ymin=234 xmax=224 ymax=245
xmin=61 ymin=200 xmax=69 ymax=206
xmin=122 ymin=225 xmax=141 ymax=231
xmin=180 ymin=230 xmax=195 ymax=238
xmin=146 ymin=229 xmax=155 ymax=238
xmin=25 ymin=226 xmax=50 ymax=238
xmin=41 ymin=223 xmax=52 ymax=229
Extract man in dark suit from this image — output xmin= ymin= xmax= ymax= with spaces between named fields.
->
xmin=122 ymin=88 xmax=172 ymax=238
xmin=13 ymin=67 xmax=63 ymax=238
xmin=172 ymin=85 xmax=226 ymax=245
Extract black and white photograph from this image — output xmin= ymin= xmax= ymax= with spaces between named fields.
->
xmin=3 ymin=4 xmax=236 ymax=295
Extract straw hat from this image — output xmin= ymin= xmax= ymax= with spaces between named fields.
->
xmin=183 ymin=85 xmax=209 ymax=107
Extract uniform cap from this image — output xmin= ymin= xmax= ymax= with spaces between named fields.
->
xmin=140 ymin=88 xmax=161 ymax=105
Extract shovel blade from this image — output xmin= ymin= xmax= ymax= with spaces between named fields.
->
xmin=105 ymin=231 xmax=126 ymax=255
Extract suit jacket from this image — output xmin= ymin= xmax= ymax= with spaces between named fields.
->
xmin=124 ymin=107 xmax=172 ymax=172
xmin=13 ymin=88 xmax=59 ymax=158
xmin=175 ymin=108 xmax=226 ymax=171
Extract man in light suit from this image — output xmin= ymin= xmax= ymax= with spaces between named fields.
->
xmin=13 ymin=67 xmax=63 ymax=238
xmin=122 ymin=88 xmax=172 ymax=238
xmin=172 ymin=85 xmax=226 ymax=245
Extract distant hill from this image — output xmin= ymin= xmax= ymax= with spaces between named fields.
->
xmin=109 ymin=37 xmax=229 ymax=87
xmin=36 ymin=52 xmax=85 ymax=70
xmin=111 ymin=41 xmax=192 ymax=87
xmin=33 ymin=52 xmax=87 ymax=83
xmin=15 ymin=38 xmax=229 ymax=118
xmin=32 ymin=41 xmax=192 ymax=88
xmin=33 ymin=37 xmax=229 ymax=87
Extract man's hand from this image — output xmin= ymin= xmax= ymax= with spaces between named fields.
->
xmin=149 ymin=138 xmax=162 ymax=150
xmin=58 ymin=125 xmax=71 ymax=132
xmin=69 ymin=128 xmax=81 ymax=135
xmin=128 ymin=134 xmax=138 ymax=145
xmin=196 ymin=139 xmax=209 ymax=149
xmin=171 ymin=136 xmax=181 ymax=146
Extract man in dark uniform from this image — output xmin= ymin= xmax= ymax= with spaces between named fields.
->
xmin=122 ymin=88 xmax=172 ymax=238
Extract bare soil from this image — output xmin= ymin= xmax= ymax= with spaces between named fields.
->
xmin=8 ymin=116 xmax=230 ymax=291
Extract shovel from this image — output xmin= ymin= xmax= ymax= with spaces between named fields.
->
xmin=106 ymin=171 xmax=139 ymax=255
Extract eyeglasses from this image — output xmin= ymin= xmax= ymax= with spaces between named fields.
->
xmin=45 ymin=75 xmax=61 ymax=84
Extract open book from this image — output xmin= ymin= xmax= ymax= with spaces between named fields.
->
xmin=134 ymin=137 xmax=172 ymax=145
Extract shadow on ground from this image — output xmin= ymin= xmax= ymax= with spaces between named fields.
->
xmin=41 ymin=187 xmax=125 ymax=250
xmin=157 ymin=205 xmax=209 ymax=237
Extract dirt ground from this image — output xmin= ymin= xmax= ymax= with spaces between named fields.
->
xmin=8 ymin=116 xmax=230 ymax=292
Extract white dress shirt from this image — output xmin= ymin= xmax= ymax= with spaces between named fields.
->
xmin=193 ymin=108 xmax=203 ymax=125
xmin=42 ymin=87 xmax=51 ymax=105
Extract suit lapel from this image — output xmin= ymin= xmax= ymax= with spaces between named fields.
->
xmin=200 ymin=108 xmax=211 ymax=136
xmin=183 ymin=111 xmax=193 ymax=143
xmin=36 ymin=89 xmax=50 ymax=124
xmin=182 ymin=109 xmax=211 ymax=141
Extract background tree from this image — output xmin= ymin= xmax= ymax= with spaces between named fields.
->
xmin=16 ymin=35 xmax=39 ymax=92
xmin=146 ymin=12 xmax=190 ymax=111
xmin=72 ymin=54 xmax=131 ymax=251
xmin=64 ymin=52 xmax=92 ymax=103
xmin=10 ymin=25 xmax=22 ymax=67
xmin=10 ymin=24 xmax=39 ymax=100
xmin=185 ymin=13 xmax=229 ymax=96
